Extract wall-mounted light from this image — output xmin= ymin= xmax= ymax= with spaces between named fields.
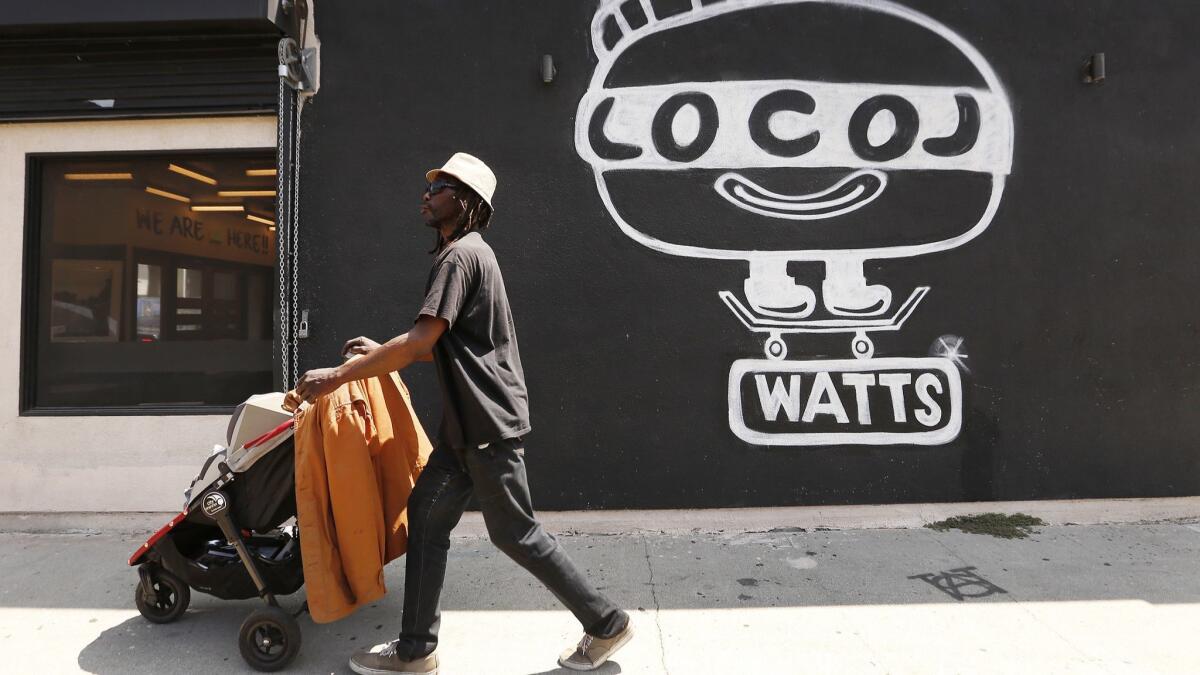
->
xmin=246 ymin=213 xmax=276 ymax=226
xmin=541 ymin=54 xmax=556 ymax=84
xmin=1083 ymin=52 xmax=1106 ymax=84
xmin=169 ymin=163 xmax=217 ymax=185
xmin=246 ymin=168 xmax=278 ymax=177
xmin=191 ymin=204 xmax=244 ymax=212
xmin=145 ymin=186 xmax=190 ymax=203
xmin=218 ymin=190 xmax=277 ymax=197
xmin=65 ymin=172 xmax=133 ymax=180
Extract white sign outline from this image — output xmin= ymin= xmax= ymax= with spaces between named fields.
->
xmin=728 ymin=357 xmax=963 ymax=446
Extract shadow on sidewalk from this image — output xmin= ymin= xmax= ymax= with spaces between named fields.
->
xmin=77 ymin=604 xmax=626 ymax=675
xmin=2 ymin=526 xmax=1197 ymax=673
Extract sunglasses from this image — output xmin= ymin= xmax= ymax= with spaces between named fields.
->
xmin=424 ymin=179 xmax=461 ymax=197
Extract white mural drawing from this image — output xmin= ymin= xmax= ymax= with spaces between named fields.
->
xmin=575 ymin=0 xmax=1014 ymax=446
xmin=713 ymin=169 xmax=889 ymax=223
xmin=729 ymin=358 xmax=963 ymax=446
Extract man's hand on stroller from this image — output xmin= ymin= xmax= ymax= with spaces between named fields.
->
xmin=295 ymin=367 xmax=342 ymax=404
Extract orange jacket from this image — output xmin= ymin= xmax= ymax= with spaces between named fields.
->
xmin=293 ymin=372 xmax=431 ymax=623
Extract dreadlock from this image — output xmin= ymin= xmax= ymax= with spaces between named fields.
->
xmin=430 ymin=186 xmax=494 ymax=254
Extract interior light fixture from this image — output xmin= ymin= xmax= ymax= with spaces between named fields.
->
xmin=219 ymin=190 xmax=277 ymax=197
xmin=246 ymin=213 xmax=276 ymax=226
xmin=144 ymin=186 xmax=190 ymax=203
xmin=65 ymin=172 xmax=133 ymax=180
xmin=169 ymin=163 xmax=217 ymax=185
xmin=191 ymin=204 xmax=244 ymax=212
xmin=246 ymin=168 xmax=278 ymax=177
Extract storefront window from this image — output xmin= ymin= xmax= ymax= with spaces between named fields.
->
xmin=136 ymin=263 xmax=162 ymax=340
xmin=26 ymin=151 xmax=277 ymax=411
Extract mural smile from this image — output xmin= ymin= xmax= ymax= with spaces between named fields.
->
xmin=714 ymin=169 xmax=888 ymax=221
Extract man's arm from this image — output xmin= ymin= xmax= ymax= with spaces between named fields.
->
xmin=339 ymin=315 xmax=445 ymax=379
xmin=293 ymin=315 xmax=446 ymax=403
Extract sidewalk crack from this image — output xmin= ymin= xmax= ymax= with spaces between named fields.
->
xmin=640 ymin=533 xmax=669 ymax=675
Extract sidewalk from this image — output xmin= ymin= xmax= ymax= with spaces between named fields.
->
xmin=2 ymin=500 xmax=1199 ymax=674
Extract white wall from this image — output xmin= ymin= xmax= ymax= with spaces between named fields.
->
xmin=0 ymin=116 xmax=276 ymax=512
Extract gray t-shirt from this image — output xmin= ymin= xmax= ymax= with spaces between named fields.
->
xmin=418 ymin=232 xmax=530 ymax=449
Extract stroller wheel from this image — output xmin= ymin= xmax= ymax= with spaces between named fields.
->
xmin=239 ymin=606 xmax=302 ymax=672
xmin=134 ymin=567 xmax=190 ymax=624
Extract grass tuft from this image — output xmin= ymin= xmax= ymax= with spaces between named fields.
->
xmin=925 ymin=512 xmax=1047 ymax=539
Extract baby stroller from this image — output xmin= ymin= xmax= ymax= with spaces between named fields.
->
xmin=128 ymin=392 xmax=307 ymax=671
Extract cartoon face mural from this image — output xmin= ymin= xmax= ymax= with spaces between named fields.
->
xmin=576 ymin=0 xmax=1014 ymax=446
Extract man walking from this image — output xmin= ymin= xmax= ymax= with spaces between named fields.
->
xmin=295 ymin=153 xmax=632 ymax=674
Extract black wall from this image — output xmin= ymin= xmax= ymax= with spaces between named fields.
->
xmin=296 ymin=0 xmax=1200 ymax=509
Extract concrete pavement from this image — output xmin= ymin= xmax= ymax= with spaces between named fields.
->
xmin=2 ymin=501 xmax=1200 ymax=674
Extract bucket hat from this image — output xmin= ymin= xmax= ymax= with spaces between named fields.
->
xmin=426 ymin=152 xmax=496 ymax=209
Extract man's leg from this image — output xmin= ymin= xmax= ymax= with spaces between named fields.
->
xmin=466 ymin=437 xmax=628 ymax=638
xmin=394 ymin=446 xmax=473 ymax=659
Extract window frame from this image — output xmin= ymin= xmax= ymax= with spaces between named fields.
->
xmin=20 ymin=147 xmax=277 ymax=416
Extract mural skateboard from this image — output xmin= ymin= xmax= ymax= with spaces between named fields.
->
xmin=720 ymin=286 xmax=930 ymax=361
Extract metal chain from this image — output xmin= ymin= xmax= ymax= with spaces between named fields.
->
xmin=275 ymin=37 xmax=308 ymax=390
xmin=275 ymin=75 xmax=291 ymax=390
xmin=289 ymin=94 xmax=304 ymax=387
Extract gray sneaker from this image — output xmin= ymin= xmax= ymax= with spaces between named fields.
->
xmin=349 ymin=640 xmax=438 ymax=675
xmin=557 ymin=620 xmax=634 ymax=671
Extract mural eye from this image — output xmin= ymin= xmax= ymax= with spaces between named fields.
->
xmin=651 ymin=92 xmax=719 ymax=162
xmin=749 ymin=89 xmax=820 ymax=157
xmin=923 ymin=93 xmax=981 ymax=157
xmin=848 ymin=95 xmax=920 ymax=162
xmin=588 ymin=96 xmax=643 ymax=161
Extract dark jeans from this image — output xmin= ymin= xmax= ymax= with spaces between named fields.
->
xmin=395 ymin=437 xmax=627 ymax=659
